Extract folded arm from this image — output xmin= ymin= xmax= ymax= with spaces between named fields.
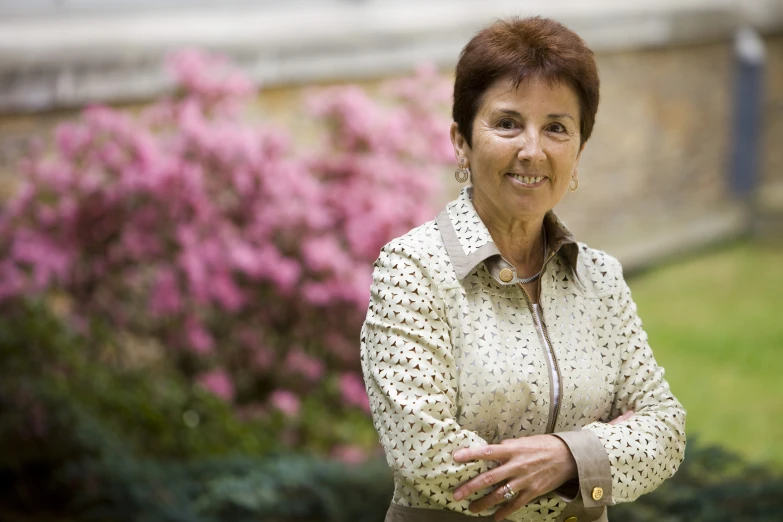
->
xmin=360 ymin=240 xmax=497 ymax=514
xmin=559 ymin=259 xmax=687 ymax=507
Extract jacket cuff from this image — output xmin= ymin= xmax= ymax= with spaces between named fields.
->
xmin=553 ymin=479 xmax=579 ymax=502
xmin=553 ymin=430 xmax=613 ymax=507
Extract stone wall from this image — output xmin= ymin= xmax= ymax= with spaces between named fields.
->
xmin=445 ymin=35 xmax=782 ymax=258
xmin=0 ymin=111 xmax=67 ymax=200
xmin=1 ymin=21 xmax=781 ymax=264
xmin=556 ymin=41 xmax=738 ymax=252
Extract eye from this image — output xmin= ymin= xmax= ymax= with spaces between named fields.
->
xmin=548 ymin=122 xmax=567 ymax=133
xmin=498 ymin=118 xmax=517 ymax=130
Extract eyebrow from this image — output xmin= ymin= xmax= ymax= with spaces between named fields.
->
xmin=498 ymin=109 xmax=576 ymax=122
xmin=547 ymin=113 xmax=576 ymax=122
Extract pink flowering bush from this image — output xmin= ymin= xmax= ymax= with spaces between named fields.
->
xmin=0 ymin=50 xmax=450 ymax=456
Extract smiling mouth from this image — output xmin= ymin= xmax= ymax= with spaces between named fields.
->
xmin=508 ymin=173 xmax=547 ymax=185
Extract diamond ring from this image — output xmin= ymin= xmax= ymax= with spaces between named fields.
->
xmin=502 ymin=483 xmax=515 ymax=501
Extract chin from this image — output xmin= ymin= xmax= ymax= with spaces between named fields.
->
xmin=505 ymin=196 xmax=549 ymax=219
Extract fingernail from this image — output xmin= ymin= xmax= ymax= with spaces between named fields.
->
xmin=454 ymin=491 xmax=463 ymax=501
xmin=454 ymin=450 xmax=464 ymax=460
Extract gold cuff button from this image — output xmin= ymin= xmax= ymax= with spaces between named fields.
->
xmin=499 ymin=268 xmax=514 ymax=282
xmin=564 ymin=517 xmax=578 ymax=522
xmin=591 ymin=486 xmax=604 ymax=501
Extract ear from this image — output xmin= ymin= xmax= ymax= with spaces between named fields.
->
xmin=450 ymin=122 xmax=470 ymax=165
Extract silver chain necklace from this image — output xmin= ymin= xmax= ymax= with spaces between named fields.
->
xmin=516 ymin=227 xmax=547 ymax=284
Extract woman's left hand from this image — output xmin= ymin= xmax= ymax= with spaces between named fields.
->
xmin=452 ymin=434 xmax=577 ymax=521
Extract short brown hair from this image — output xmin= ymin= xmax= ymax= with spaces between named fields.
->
xmin=453 ymin=16 xmax=600 ymax=148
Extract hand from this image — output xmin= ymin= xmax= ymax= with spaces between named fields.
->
xmin=608 ymin=409 xmax=635 ymax=425
xmin=451 ymin=411 xmax=635 ymax=521
xmin=452 ymin=435 xmax=577 ymax=521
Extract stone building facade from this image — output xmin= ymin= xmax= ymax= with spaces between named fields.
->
xmin=1 ymin=1 xmax=781 ymax=267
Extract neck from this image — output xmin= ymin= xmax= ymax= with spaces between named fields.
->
xmin=472 ymin=195 xmax=546 ymax=275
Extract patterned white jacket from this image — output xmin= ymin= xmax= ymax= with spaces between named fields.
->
xmin=360 ymin=188 xmax=686 ymax=522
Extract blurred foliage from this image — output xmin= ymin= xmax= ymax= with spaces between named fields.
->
xmin=60 ymin=456 xmax=392 ymax=522
xmin=1 ymin=292 xmax=782 ymax=521
xmin=0 ymin=50 xmax=450 ymax=459
xmin=0 ymin=299 xmax=277 ymax=464
xmin=0 ymin=298 xmax=390 ymax=520
xmin=629 ymin=242 xmax=783 ymax=467
xmin=610 ymin=440 xmax=783 ymax=522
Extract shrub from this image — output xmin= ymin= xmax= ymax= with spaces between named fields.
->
xmin=3 ymin=303 xmax=781 ymax=521
xmin=610 ymin=439 xmax=783 ymax=522
xmin=0 ymin=301 xmax=394 ymax=522
xmin=0 ymin=50 xmax=451 ymax=454
xmin=0 ymin=300 xmax=275 ymax=465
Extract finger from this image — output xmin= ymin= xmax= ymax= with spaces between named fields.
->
xmin=466 ymin=479 xmax=520 ymax=514
xmin=608 ymin=410 xmax=635 ymax=425
xmin=492 ymin=485 xmax=534 ymax=521
xmin=453 ymin=444 xmax=504 ymax=463
xmin=453 ymin=464 xmax=512 ymax=502
xmin=609 ymin=410 xmax=632 ymax=424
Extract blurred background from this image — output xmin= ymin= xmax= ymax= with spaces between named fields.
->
xmin=0 ymin=1 xmax=781 ymax=521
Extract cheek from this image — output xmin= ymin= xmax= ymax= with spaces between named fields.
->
xmin=473 ymin=132 xmax=497 ymax=154
xmin=472 ymin=139 xmax=504 ymax=169
xmin=548 ymin=144 xmax=580 ymax=172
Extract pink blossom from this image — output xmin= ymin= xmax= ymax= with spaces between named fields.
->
xmin=0 ymin=49 xmax=447 ymax=452
xmin=197 ymin=369 xmax=235 ymax=402
xmin=178 ymin=247 xmax=209 ymax=303
xmin=121 ymin=227 xmax=161 ymax=259
xmin=324 ymin=331 xmax=356 ymax=363
xmin=331 ymin=444 xmax=367 ymax=465
xmin=149 ymin=267 xmax=182 ymax=315
xmin=209 ymin=270 xmax=245 ymax=311
xmin=269 ymin=389 xmax=301 ymax=417
xmin=284 ymin=348 xmax=325 ymax=382
xmin=339 ymin=372 xmax=370 ymax=412
xmin=235 ymin=330 xmax=278 ymax=371
xmin=268 ymin=256 xmax=301 ymax=294
xmin=301 ymin=236 xmax=349 ymax=274
xmin=55 ymin=123 xmax=93 ymax=159
xmin=343 ymin=266 xmax=373 ymax=308
xmin=227 ymin=240 xmax=261 ymax=274
xmin=301 ymin=281 xmax=332 ymax=306
xmin=184 ymin=315 xmax=214 ymax=354
xmin=166 ymin=48 xmax=255 ymax=108
xmin=252 ymin=346 xmax=277 ymax=371
xmin=10 ymin=229 xmax=73 ymax=290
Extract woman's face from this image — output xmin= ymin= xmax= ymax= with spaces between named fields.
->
xmin=451 ymin=76 xmax=584 ymax=224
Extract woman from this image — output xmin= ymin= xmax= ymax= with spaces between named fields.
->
xmin=360 ymin=16 xmax=686 ymax=522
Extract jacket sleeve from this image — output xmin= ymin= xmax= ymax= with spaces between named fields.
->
xmin=563 ymin=259 xmax=687 ymax=507
xmin=360 ymin=240 xmax=497 ymax=514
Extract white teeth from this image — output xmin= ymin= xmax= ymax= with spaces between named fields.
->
xmin=512 ymin=174 xmax=544 ymax=184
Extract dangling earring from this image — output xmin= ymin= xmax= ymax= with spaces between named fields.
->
xmin=569 ymin=177 xmax=579 ymax=192
xmin=455 ymin=158 xmax=470 ymax=183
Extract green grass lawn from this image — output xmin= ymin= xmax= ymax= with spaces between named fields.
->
xmin=627 ymin=241 xmax=783 ymax=469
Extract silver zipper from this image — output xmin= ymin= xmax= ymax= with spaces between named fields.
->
xmin=518 ymin=252 xmax=562 ymax=434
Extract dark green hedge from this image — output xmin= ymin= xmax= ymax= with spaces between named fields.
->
xmin=1 ymin=300 xmax=781 ymax=522
xmin=610 ymin=442 xmax=783 ymax=522
xmin=55 ymin=454 xmax=393 ymax=522
xmin=0 ymin=299 xmax=393 ymax=521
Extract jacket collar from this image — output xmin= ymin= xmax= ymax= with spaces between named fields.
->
xmin=436 ymin=187 xmax=580 ymax=282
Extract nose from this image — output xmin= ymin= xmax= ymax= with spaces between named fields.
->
xmin=517 ymin=128 xmax=546 ymax=163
